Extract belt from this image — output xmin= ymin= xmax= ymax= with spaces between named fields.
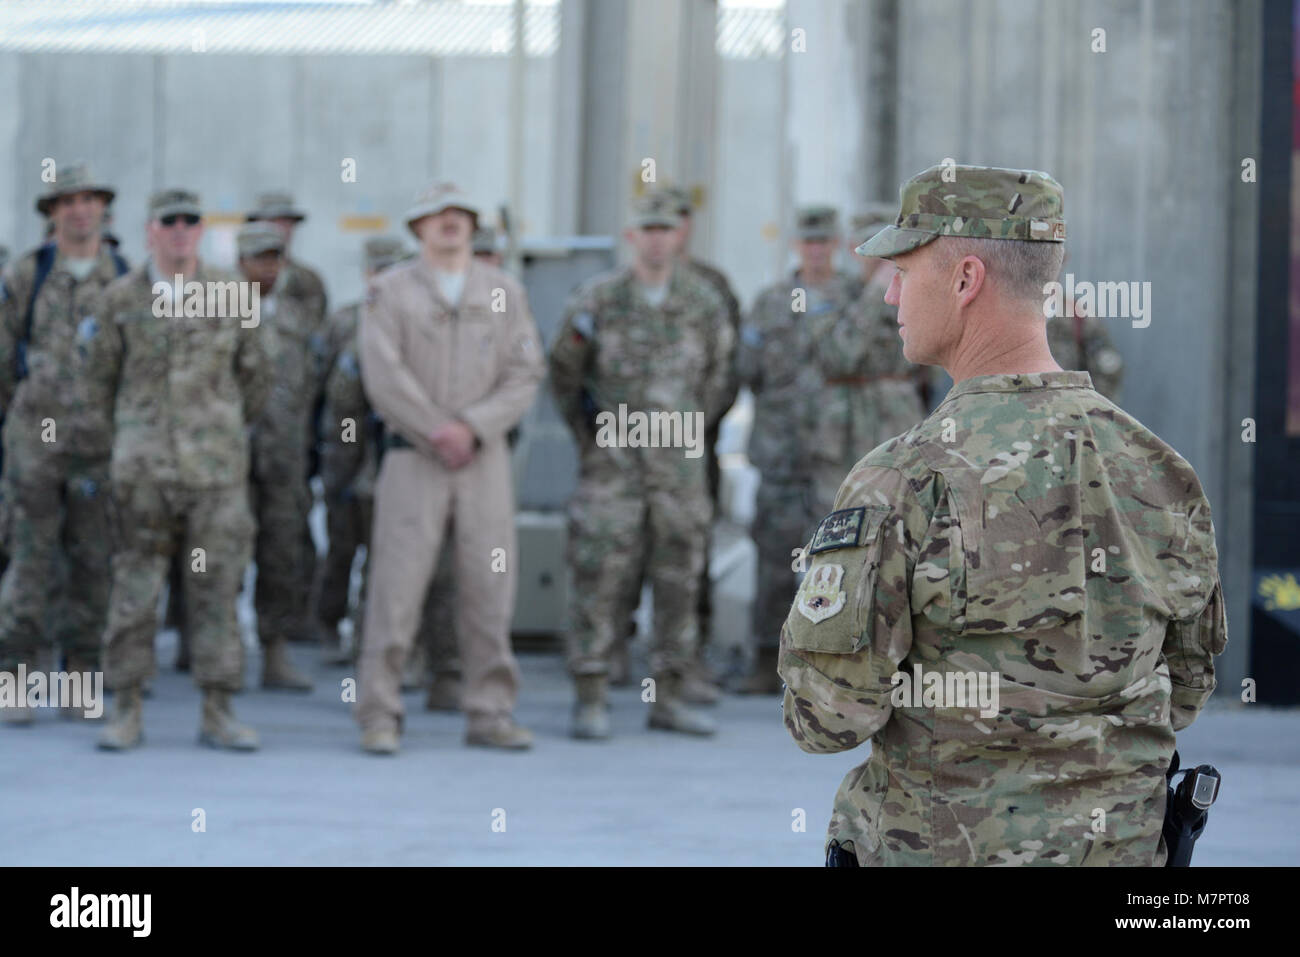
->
xmin=383 ymin=433 xmax=414 ymax=452
xmin=824 ymin=373 xmax=915 ymax=386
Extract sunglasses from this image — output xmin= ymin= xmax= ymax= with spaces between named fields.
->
xmin=159 ymin=213 xmax=201 ymax=227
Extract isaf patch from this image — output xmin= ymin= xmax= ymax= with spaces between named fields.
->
xmin=796 ymin=562 xmax=846 ymax=623
xmin=809 ymin=507 xmax=868 ymax=554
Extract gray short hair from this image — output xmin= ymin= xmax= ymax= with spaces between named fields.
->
xmin=932 ymin=237 xmax=1065 ymax=302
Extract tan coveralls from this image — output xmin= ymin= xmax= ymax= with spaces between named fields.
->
xmin=356 ymin=257 xmax=543 ymax=733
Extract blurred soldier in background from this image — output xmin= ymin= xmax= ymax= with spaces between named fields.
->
xmin=802 ymin=204 xmax=928 ymax=511
xmin=313 ymin=236 xmax=461 ymax=711
xmin=91 ymin=189 xmax=268 ymax=750
xmin=607 ymin=184 xmax=740 ymax=704
xmin=246 ymin=191 xmax=328 ymax=643
xmin=0 ymin=162 xmax=128 ymax=724
xmin=1044 ymin=261 xmax=1124 ymax=402
xmin=356 ymin=183 xmax=543 ymax=754
xmin=471 ymin=226 xmax=502 ymax=268
xmin=238 ymin=222 xmax=317 ymax=692
xmin=0 ymin=242 xmax=9 ymax=580
xmin=735 ymin=205 xmax=863 ymax=694
xmin=549 ymin=190 xmax=733 ymax=739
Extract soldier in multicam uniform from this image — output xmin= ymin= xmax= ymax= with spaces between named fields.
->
xmin=549 ymin=190 xmax=734 ymax=739
xmin=781 ymin=164 xmax=1226 ymax=866
xmin=313 ymin=236 xmax=461 ymax=711
xmin=735 ymin=205 xmax=863 ymax=694
xmin=89 ymin=188 xmax=269 ymax=750
xmin=0 ymin=163 xmax=128 ymax=724
xmin=246 ymin=191 xmax=328 ymax=642
xmin=237 ymin=222 xmax=318 ymax=692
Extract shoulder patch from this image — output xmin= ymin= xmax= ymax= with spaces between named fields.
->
xmin=809 ymin=505 xmax=890 ymax=554
xmin=795 ymin=562 xmax=847 ymax=622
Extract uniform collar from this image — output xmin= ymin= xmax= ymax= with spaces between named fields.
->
xmin=943 ymin=370 xmax=1095 ymax=403
xmin=415 ymin=254 xmax=490 ymax=311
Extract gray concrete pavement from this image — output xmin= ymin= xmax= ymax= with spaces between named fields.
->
xmin=1 ymin=640 xmax=1295 ymax=866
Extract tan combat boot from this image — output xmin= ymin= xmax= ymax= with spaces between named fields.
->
xmin=648 ymin=673 xmax=717 ymax=736
xmin=261 ymin=640 xmax=314 ymax=692
xmin=466 ymin=713 xmax=534 ymax=750
xmin=681 ymin=660 xmax=721 ymax=706
xmin=400 ymin=643 xmax=428 ymax=692
xmin=735 ymin=646 xmax=783 ymax=695
xmin=198 ymin=689 xmax=260 ymax=750
xmin=97 ymin=686 xmax=144 ymax=750
xmin=425 ymin=670 xmax=462 ymax=712
xmin=571 ymin=674 xmax=611 ymax=740
xmin=361 ymin=726 xmax=400 ymax=755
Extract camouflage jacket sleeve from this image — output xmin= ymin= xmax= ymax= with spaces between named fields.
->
xmin=547 ymin=290 xmax=597 ymax=443
xmin=703 ymin=293 xmax=737 ymax=427
xmin=1161 ymin=504 xmax=1228 ymax=731
xmin=0 ymin=263 xmax=24 ymax=410
xmin=735 ymin=294 xmax=769 ymax=394
xmin=457 ymin=278 xmax=545 ymax=444
xmin=779 ymin=461 xmax=936 ymax=753
xmin=235 ymin=312 xmax=271 ymax=424
xmin=319 ymin=349 xmax=367 ymax=500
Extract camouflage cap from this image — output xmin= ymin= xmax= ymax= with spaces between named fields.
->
xmin=246 ymin=191 xmax=306 ymax=223
xmin=364 ymin=235 xmax=409 ymax=271
xmin=857 ymin=164 xmax=1066 ymax=259
xmin=631 ymin=189 xmax=681 ymax=229
xmin=404 ymin=182 xmax=481 ymax=236
xmin=36 ymin=160 xmax=116 ymax=216
xmin=796 ymin=205 xmax=839 ymax=240
xmin=849 ymin=202 xmax=899 ymax=248
xmin=236 ymin=221 xmax=285 ymax=258
xmin=663 ymin=184 xmax=694 ymax=216
xmin=471 ymin=226 xmax=498 ymax=255
xmin=149 ymin=188 xmax=202 ymax=220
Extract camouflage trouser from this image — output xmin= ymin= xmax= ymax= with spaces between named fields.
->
xmin=102 ymin=482 xmax=253 ymax=691
xmin=317 ymin=490 xmax=458 ymax=673
xmin=0 ymin=452 xmax=112 ymax=672
xmin=250 ymin=453 xmax=312 ymax=646
xmin=750 ymin=478 xmax=820 ymax=651
xmin=566 ymin=453 xmax=710 ymax=677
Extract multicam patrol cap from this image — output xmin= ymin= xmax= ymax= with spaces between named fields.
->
xmin=149 ymin=188 xmax=202 ymax=220
xmin=471 ymin=226 xmax=498 ymax=255
xmin=246 ymin=191 xmax=306 ymax=223
xmin=404 ymin=182 xmax=481 ymax=236
xmin=236 ymin=221 xmax=285 ymax=258
xmin=631 ymin=189 xmax=682 ymax=229
xmin=857 ymin=164 xmax=1066 ymax=259
xmin=36 ymin=160 xmax=116 ymax=216
xmin=663 ymin=184 xmax=694 ymax=216
xmin=849 ymin=202 xmax=898 ymax=249
xmin=364 ymin=235 xmax=409 ymax=271
xmin=796 ymin=205 xmax=839 ymax=240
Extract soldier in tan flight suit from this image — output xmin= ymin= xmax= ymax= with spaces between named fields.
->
xmin=356 ymin=183 xmax=544 ymax=754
